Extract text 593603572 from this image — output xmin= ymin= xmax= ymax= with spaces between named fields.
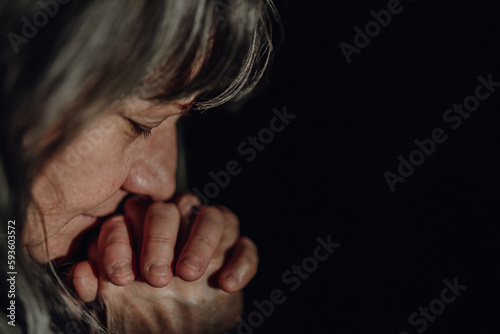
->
xmin=6 ymin=220 xmax=16 ymax=327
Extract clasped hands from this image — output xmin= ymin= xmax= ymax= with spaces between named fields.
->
xmin=68 ymin=194 xmax=258 ymax=333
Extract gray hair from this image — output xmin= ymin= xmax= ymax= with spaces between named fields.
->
xmin=0 ymin=0 xmax=278 ymax=332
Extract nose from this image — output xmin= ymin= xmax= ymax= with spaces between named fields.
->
xmin=121 ymin=117 xmax=178 ymax=201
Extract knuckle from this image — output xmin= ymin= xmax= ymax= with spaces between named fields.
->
xmin=198 ymin=205 xmax=240 ymax=231
xmin=101 ymin=215 xmax=126 ymax=233
xmin=243 ymin=249 xmax=259 ymax=269
xmin=215 ymin=205 xmax=240 ymax=228
xmin=146 ymin=234 xmax=176 ymax=246
xmin=148 ymin=202 xmax=180 ymax=221
xmin=241 ymin=238 xmax=259 ymax=265
xmin=198 ymin=205 xmax=224 ymax=222
xmin=241 ymin=236 xmax=257 ymax=251
xmin=247 ymin=261 xmax=258 ymax=278
xmin=191 ymin=233 xmax=216 ymax=251
xmin=217 ymin=205 xmax=238 ymax=219
xmin=226 ymin=213 xmax=239 ymax=231
xmin=100 ymin=216 xmax=130 ymax=250
xmin=102 ymin=238 xmax=129 ymax=251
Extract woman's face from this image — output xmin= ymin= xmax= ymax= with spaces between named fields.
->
xmin=24 ymin=97 xmax=193 ymax=262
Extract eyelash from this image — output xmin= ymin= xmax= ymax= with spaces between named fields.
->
xmin=127 ymin=107 xmax=196 ymax=139
xmin=129 ymin=120 xmax=152 ymax=139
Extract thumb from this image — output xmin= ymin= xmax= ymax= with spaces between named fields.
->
xmin=71 ymin=261 xmax=98 ymax=303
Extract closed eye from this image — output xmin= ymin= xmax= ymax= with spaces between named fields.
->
xmin=128 ymin=120 xmax=152 ymax=139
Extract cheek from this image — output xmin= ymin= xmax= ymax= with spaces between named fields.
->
xmin=44 ymin=114 xmax=132 ymax=213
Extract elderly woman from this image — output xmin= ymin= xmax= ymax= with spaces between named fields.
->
xmin=0 ymin=0 xmax=276 ymax=333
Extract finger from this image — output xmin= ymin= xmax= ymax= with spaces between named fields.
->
xmin=218 ymin=237 xmax=259 ymax=293
xmin=174 ymin=192 xmax=202 ymax=225
xmin=213 ymin=205 xmax=240 ymax=248
xmin=176 ymin=206 xmax=225 ymax=282
xmin=66 ymin=237 xmax=100 ymax=302
xmin=72 ymin=260 xmax=99 ymax=302
xmin=173 ymin=193 xmax=201 ymax=258
xmin=141 ymin=202 xmax=180 ymax=288
xmin=98 ymin=215 xmax=135 ymax=286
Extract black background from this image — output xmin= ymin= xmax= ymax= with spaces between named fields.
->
xmin=182 ymin=1 xmax=500 ymax=333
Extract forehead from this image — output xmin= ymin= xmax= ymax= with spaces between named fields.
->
xmin=118 ymin=95 xmax=195 ymax=122
xmin=111 ymin=43 xmax=205 ymax=121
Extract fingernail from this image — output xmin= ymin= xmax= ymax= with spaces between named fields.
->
xmin=147 ymin=262 xmax=170 ymax=277
xmin=181 ymin=257 xmax=201 ymax=271
xmin=111 ymin=261 xmax=132 ymax=277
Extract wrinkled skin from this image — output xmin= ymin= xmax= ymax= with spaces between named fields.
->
xmin=24 ymin=97 xmax=258 ymax=332
xmin=75 ymin=195 xmax=256 ymax=333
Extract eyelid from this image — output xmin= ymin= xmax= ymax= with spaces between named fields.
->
xmin=124 ymin=100 xmax=195 ymax=139
xmin=128 ymin=119 xmax=152 ymax=139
